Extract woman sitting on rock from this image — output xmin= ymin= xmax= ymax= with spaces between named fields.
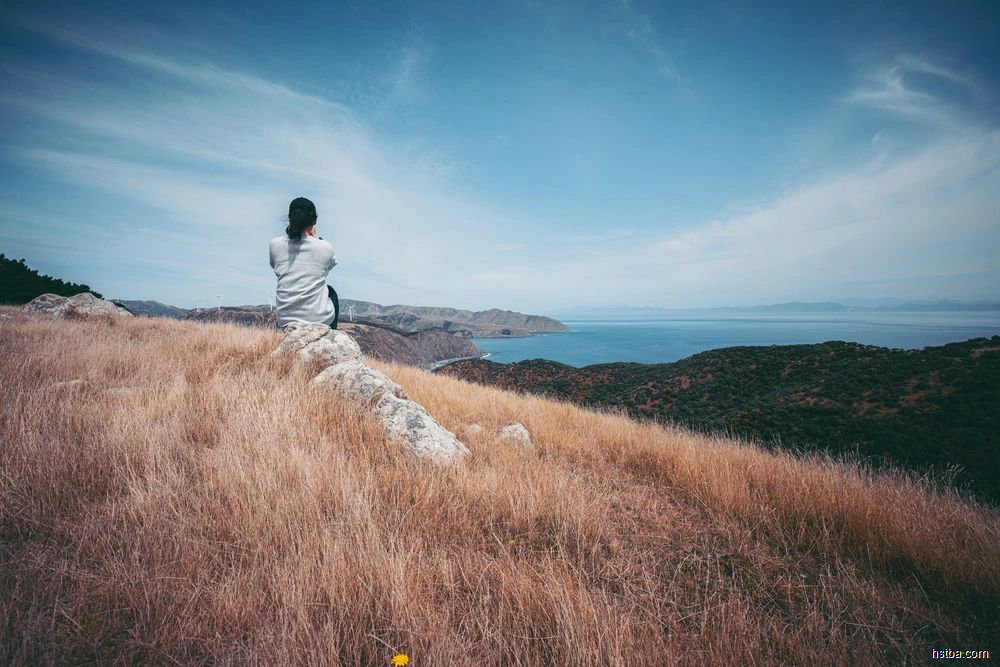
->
xmin=268 ymin=196 xmax=339 ymax=330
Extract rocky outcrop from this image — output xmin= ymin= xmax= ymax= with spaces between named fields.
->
xmin=272 ymin=322 xmax=469 ymax=463
xmin=24 ymin=293 xmax=133 ymax=318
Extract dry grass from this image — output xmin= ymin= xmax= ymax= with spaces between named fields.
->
xmin=1 ymin=306 xmax=997 ymax=665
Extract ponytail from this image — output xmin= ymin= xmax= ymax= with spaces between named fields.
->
xmin=285 ymin=196 xmax=318 ymax=240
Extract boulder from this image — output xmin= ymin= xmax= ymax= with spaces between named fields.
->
xmin=498 ymin=422 xmax=534 ymax=448
xmin=374 ymin=394 xmax=470 ymax=461
xmin=312 ymin=359 xmax=407 ymax=405
xmin=24 ymin=293 xmax=133 ymax=318
xmin=271 ymin=322 xmax=363 ymax=366
xmin=273 ymin=322 xmax=469 ymax=463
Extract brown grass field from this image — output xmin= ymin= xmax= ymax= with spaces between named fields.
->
xmin=1 ymin=306 xmax=998 ymax=665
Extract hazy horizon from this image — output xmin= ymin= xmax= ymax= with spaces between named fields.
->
xmin=105 ymin=293 xmax=1000 ymax=316
xmin=1 ymin=1 xmax=998 ymax=312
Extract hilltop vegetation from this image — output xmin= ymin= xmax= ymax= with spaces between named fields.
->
xmin=1 ymin=308 xmax=998 ymax=663
xmin=442 ymin=337 xmax=1000 ymax=504
xmin=0 ymin=253 xmax=102 ymax=304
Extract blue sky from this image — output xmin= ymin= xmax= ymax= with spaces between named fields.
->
xmin=0 ymin=0 xmax=998 ymax=312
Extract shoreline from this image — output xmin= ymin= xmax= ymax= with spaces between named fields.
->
xmin=470 ymin=329 xmax=567 ymax=339
xmin=426 ymin=352 xmax=491 ymax=372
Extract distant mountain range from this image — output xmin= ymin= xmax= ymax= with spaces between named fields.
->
xmin=560 ymin=299 xmax=1000 ymax=317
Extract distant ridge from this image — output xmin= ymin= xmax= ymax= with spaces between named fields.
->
xmin=563 ymin=298 xmax=1000 ymax=316
xmin=340 ymin=299 xmax=567 ymax=337
xmin=116 ymin=300 xmax=188 ymax=318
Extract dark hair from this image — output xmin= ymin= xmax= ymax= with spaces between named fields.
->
xmin=285 ymin=196 xmax=318 ymax=240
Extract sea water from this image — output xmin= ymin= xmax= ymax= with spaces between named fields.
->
xmin=472 ymin=312 xmax=1000 ymax=367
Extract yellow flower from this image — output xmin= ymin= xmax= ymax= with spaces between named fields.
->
xmin=391 ymin=653 xmax=410 ymax=666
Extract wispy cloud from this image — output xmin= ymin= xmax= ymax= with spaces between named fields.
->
xmin=384 ymin=46 xmax=430 ymax=106
xmin=470 ymin=125 xmax=1000 ymax=307
xmin=6 ymin=17 xmax=352 ymax=113
xmin=460 ymin=55 xmax=1000 ymax=308
xmin=0 ymin=19 xmax=533 ymax=307
xmin=619 ymin=0 xmax=681 ymax=82
xmin=842 ymin=54 xmax=983 ymax=126
xmin=894 ymin=54 xmax=982 ymax=96
xmin=1 ymin=18 xmax=996 ymax=312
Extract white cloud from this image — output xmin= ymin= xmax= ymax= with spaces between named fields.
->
xmin=1 ymin=22 xmax=536 ymax=308
xmin=1 ymin=31 xmax=996 ymax=312
xmin=894 ymin=54 xmax=982 ymax=96
xmin=465 ymin=126 xmax=1000 ymax=308
xmin=462 ymin=51 xmax=1000 ymax=307
xmin=842 ymin=53 xmax=984 ymax=127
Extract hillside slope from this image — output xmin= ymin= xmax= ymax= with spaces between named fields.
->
xmin=340 ymin=299 xmax=567 ymax=337
xmin=1 ymin=308 xmax=997 ymax=664
xmin=115 ymin=299 xmax=188 ymax=318
xmin=442 ymin=338 xmax=1000 ymax=503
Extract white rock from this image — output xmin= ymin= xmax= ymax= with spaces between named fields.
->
xmin=273 ymin=322 xmax=469 ymax=463
xmin=271 ymin=322 xmax=362 ymax=366
xmin=24 ymin=293 xmax=133 ymax=318
xmin=498 ymin=422 xmax=534 ymax=448
xmin=374 ymin=394 xmax=470 ymax=462
xmin=465 ymin=423 xmax=484 ymax=435
xmin=312 ymin=359 xmax=407 ymax=404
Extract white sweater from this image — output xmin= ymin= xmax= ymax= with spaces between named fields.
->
xmin=268 ymin=234 xmax=338 ymax=329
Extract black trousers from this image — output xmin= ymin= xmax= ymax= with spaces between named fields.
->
xmin=327 ymin=285 xmax=339 ymax=330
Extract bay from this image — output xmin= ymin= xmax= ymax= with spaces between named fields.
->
xmin=473 ymin=312 xmax=1000 ymax=367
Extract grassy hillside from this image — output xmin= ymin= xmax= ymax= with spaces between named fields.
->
xmin=1 ymin=308 xmax=998 ymax=664
xmin=442 ymin=338 xmax=1000 ymax=504
xmin=0 ymin=253 xmax=103 ymax=304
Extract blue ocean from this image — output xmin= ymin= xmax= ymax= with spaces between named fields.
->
xmin=473 ymin=312 xmax=1000 ymax=367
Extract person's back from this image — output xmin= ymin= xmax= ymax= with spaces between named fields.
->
xmin=269 ymin=197 xmax=339 ymax=330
